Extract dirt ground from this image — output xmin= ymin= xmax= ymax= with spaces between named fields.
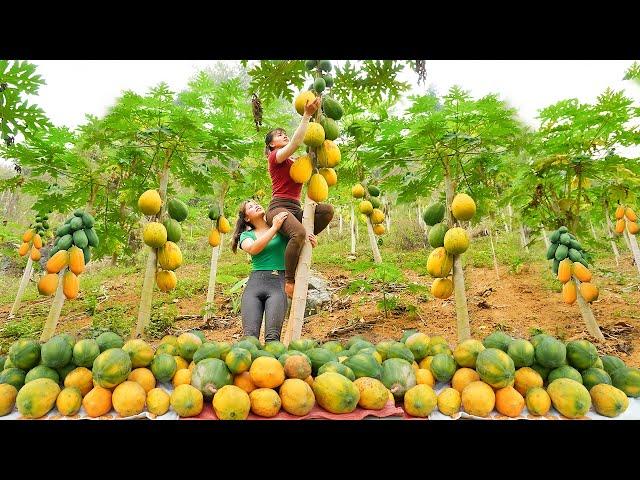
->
xmin=2 ymin=253 xmax=639 ymax=368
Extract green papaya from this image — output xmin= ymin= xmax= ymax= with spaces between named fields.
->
xmin=73 ymin=230 xmax=89 ymax=249
xmin=80 ymin=213 xmax=94 ymax=228
xmin=568 ymin=248 xmax=583 ymax=262
xmin=70 ymin=217 xmax=84 ymax=231
xmin=207 ymin=205 xmax=220 ymax=221
xmin=167 ymin=199 xmax=189 ymax=222
xmin=549 ymin=230 xmax=561 ymax=243
xmin=559 ymin=233 xmax=572 ymax=246
xmin=58 ymin=234 xmax=73 ymax=250
xmin=546 ymin=243 xmax=558 ymax=260
xmin=555 ymin=244 xmax=569 ymax=261
xmin=56 ymin=224 xmax=72 ymax=237
xmin=85 ymin=228 xmax=99 ymax=248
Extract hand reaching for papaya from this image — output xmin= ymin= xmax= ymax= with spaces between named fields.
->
xmin=304 ymin=96 xmax=322 ymax=116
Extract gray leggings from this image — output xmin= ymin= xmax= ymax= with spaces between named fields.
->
xmin=241 ymin=270 xmax=288 ymax=342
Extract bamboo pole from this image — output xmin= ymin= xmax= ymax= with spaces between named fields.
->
xmin=133 ymin=158 xmax=170 ymax=338
xmin=604 ymin=207 xmax=621 ymax=267
xmin=445 ymin=173 xmax=471 ymax=342
xmin=573 ymin=277 xmax=604 ymax=341
xmin=9 ymin=257 xmax=34 ymax=318
xmin=283 ymin=195 xmax=315 ymax=345
xmin=366 ymin=217 xmax=383 ymax=264
xmin=40 ymin=268 xmax=66 ymax=342
xmin=350 ymin=205 xmax=356 ymax=255
xmin=627 ymin=232 xmax=640 ymax=275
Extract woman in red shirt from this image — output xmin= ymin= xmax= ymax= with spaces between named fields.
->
xmin=264 ymin=96 xmax=334 ymax=297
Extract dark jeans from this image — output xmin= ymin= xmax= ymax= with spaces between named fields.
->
xmin=241 ymin=270 xmax=287 ymax=342
xmin=265 ymin=196 xmax=334 ymax=282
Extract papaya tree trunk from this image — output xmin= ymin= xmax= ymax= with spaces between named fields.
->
xmin=589 ymin=220 xmax=598 ymax=240
xmin=520 ymin=224 xmax=529 ymax=253
xmin=133 ymin=156 xmax=170 ymax=338
xmin=541 ymin=224 xmax=550 ymax=249
xmin=204 ymin=240 xmax=221 ymax=324
xmin=9 ymin=257 xmax=34 ymax=318
xmin=507 ymin=204 xmax=514 ymax=232
xmin=366 ymin=217 xmax=383 ymax=264
xmin=627 ymin=232 xmax=640 ymax=275
xmin=40 ymin=268 xmax=67 ymax=342
xmin=604 ymin=207 xmax=621 ymax=267
xmin=488 ymin=227 xmax=499 ymax=279
xmin=573 ymin=277 xmax=604 ymax=341
xmin=500 ymin=211 xmax=510 ymax=233
xmin=445 ymin=172 xmax=471 ymax=342
xmin=283 ymin=195 xmax=315 ymax=345
xmin=217 ymin=195 xmax=225 ymax=259
xmin=350 ymin=205 xmax=356 ymax=254
xmin=623 ymin=228 xmax=633 ymax=255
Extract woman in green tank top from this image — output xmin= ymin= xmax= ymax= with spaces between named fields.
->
xmin=231 ymin=200 xmax=317 ymax=342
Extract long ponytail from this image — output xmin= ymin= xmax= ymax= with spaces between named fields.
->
xmin=231 ymin=200 xmax=253 ymax=253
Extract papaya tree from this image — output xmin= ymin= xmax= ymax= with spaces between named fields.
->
xmin=179 ymin=69 xmax=291 ymax=323
xmin=246 ymin=60 xmax=413 ymax=343
xmin=371 ymin=87 xmax=524 ymax=341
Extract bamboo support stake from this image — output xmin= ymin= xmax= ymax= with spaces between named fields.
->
xmin=573 ymin=277 xmax=604 ymax=341
xmin=445 ymin=174 xmax=471 ymax=342
xmin=133 ymin=159 xmax=170 ymax=338
xmin=489 ymin=228 xmax=500 ymax=279
xmin=9 ymin=257 xmax=34 ymax=318
xmin=366 ymin=217 xmax=383 ymax=264
xmin=283 ymin=195 xmax=316 ymax=345
xmin=40 ymin=268 xmax=67 ymax=342
xmin=604 ymin=208 xmax=621 ymax=267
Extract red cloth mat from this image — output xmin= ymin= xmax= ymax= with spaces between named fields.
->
xmin=182 ymin=400 xmax=406 ymax=420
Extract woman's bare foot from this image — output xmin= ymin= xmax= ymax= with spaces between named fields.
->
xmin=285 ymin=281 xmax=295 ymax=298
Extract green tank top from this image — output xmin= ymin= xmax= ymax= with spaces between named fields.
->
xmin=239 ymin=230 xmax=286 ymax=271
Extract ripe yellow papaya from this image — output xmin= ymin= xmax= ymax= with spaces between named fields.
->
xmin=33 ymin=234 xmax=42 ymax=249
xmin=307 ymin=173 xmax=328 ymax=203
xmin=18 ymin=242 xmax=30 ymax=257
xmin=217 ymin=216 xmax=232 ymax=234
xmin=557 ymin=258 xmax=572 ymax=283
xmin=22 ymin=229 xmax=34 ymax=242
xmin=614 ymin=219 xmax=625 ymax=234
xmin=38 ymin=273 xmax=59 ymax=296
xmin=289 ymin=155 xmax=313 ymax=184
xmin=63 ymin=271 xmax=80 ymax=300
xmin=627 ymin=221 xmax=639 ymax=234
xmin=579 ymin=282 xmax=599 ymax=303
xmin=46 ymin=250 xmax=69 ymax=274
xmin=30 ymin=246 xmax=41 ymax=262
xmin=562 ymin=281 xmax=577 ymax=305
xmin=572 ymin=262 xmax=592 ymax=282
xmin=615 ymin=205 xmax=625 ymax=220
xmin=68 ymin=246 xmax=85 ymax=275
xmin=625 ymin=207 xmax=637 ymax=222
xmin=208 ymin=227 xmax=221 ymax=247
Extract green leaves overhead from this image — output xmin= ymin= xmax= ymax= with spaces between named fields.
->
xmin=245 ymin=60 xmax=308 ymax=103
xmin=0 ymin=60 xmax=51 ymax=145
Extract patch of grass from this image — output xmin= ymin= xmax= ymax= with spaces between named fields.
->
xmin=0 ymin=316 xmax=43 ymax=351
xmin=528 ymin=327 xmax=546 ymax=337
xmin=91 ymin=304 xmax=134 ymax=338
xmin=406 ymin=282 xmax=428 ymax=294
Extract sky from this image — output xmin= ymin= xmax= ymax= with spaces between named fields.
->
xmin=25 ymin=60 xmax=639 ymax=131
